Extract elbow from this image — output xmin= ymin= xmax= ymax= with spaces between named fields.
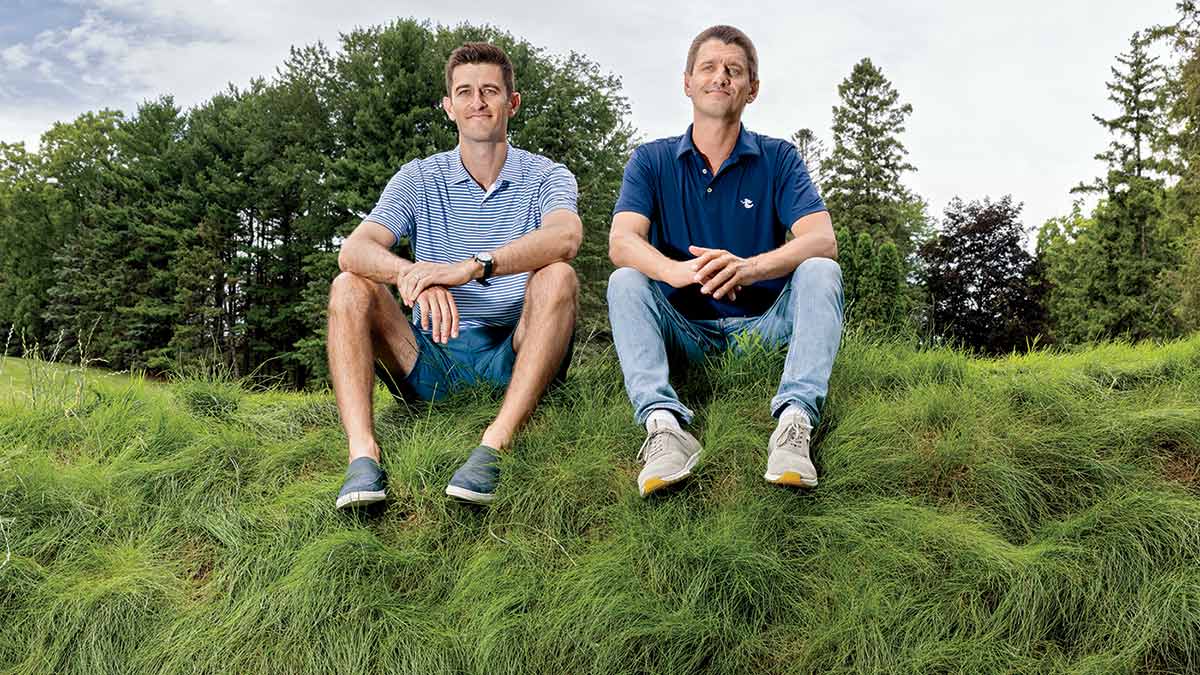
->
xmin=825 ymin=233 xmax=838 ymax=262
xmin=607 ymin=233 xmax=623 ymax=268
xmin=337 ymin=244 xmax=351 ymax=273
xmin=562 ymin=226 xmax=583 ymax=262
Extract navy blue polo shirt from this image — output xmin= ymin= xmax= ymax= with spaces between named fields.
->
xmin=613 ymin=124 xmax=827 ymax=319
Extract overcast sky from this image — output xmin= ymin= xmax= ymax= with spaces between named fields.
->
xmin=0 ymin=0 xmax=1182 ymax=233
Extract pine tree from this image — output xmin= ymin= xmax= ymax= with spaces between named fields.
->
xmin=1152 ymin=2 xmax=1200 ymax=329
xmin=790 ymin=128 xmax=827 ymax=190
xmin=1046 ymin=31 xmax=1180 ymax=342
xmin=822 ymin=58 xmax=922 ymax=258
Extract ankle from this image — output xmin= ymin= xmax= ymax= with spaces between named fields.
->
xmin=778 ymin=405 xmax=810 ymax=428
xmin=645 ymin=409 xmax=681 ymax=433
xmin=348 ymin=440 xmax=381 ymax=463
xmin=481 ymin=426 xmax=512 ymax=451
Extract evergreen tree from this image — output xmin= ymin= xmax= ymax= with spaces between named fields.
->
xmin=1045 ymin=31 xmax=1180 ymax=343
xmin=34 ymin=110 xmax=124 ymax=360
xmin=1152 ymin=2 xmax=1200 ymax=329
xmin=834 ymin=226 xmax=856 ymax=301
xmin=822 ymin=58 xmax=924 ymax=258
xmin=0 ymin=142 xmax=66 ymax=349
xmin=790 ymin=128 xmax=827 ymax=190
xmin=872 ymin=239 xmax=907 ymax=331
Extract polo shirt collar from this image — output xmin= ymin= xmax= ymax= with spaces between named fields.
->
xmin=450 ymin=145 xmax=522 ymax=188
xmin=674 ymin=123 xmax=761 ymax=163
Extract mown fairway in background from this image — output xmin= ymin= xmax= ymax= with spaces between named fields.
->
xmin=2 ymin=334 xmax=1200 ymax=674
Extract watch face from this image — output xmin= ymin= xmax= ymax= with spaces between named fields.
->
xmin=477 ymin=253 xmax=493 ymax=263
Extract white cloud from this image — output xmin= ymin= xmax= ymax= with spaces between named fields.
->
xmin=1 ymin=44 xmax=33 ymax=70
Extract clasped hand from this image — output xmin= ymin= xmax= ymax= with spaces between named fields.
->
xmin=396 ymin=261 xmax=474 ymax=344
xmin=666 ymin=245 xmax=759 ymax=300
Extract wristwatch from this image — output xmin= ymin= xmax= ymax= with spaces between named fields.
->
xmin=473 ymin=253 xmax=495 ymax=286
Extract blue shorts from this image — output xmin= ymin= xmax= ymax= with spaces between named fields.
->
xmin=376 ymin=323 xmax=573 ymax=402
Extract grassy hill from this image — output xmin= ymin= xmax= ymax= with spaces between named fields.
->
xmin=2 ymin=334 xmax=1200 ymax=674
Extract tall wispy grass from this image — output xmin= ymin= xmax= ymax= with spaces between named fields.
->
xmin=1 ymin=332 xmax=1199 ymax=674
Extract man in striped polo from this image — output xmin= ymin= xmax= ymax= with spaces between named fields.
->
xmin=328 ymin=42 xmax=581 ymax=508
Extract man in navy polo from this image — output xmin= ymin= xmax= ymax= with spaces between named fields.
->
xmin=328 ymin=42 xmax=581 ymax=509
xmin=607 ymin=25 xmax=844 ymax=497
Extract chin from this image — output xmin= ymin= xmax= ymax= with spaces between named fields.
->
xmin=695 ymin=102 xmax=734 ymax=118
xmin=459 ymin=130 xmax=505 ymax=144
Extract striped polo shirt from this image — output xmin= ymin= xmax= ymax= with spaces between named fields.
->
xmin=366 ymin=145 xmax=578 ymax=328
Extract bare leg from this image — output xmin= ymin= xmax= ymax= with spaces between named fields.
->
xmin=480 ymin=262 xmax=578 ymax=450
xmin=327 ymin=272 xmax=419 ymax=463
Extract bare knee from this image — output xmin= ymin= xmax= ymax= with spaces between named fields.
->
xmin=328 ymin=271 xmax=380 ymax=318
xmin=528 ymin=262 xmax=578 ymax=306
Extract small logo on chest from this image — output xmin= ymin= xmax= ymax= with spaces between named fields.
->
xmin=741 ymin=198 xmax=754 ymax=209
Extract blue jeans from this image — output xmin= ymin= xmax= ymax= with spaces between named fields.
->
xmin=606 ymin=258 xmax=844 ymax=426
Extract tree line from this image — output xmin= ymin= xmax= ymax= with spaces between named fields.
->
xmin=0 ymin=21 xmax=633 ymax=388
xmin=3 ymin=8 xmax=1200 ymax=389
xmin=795 ymin=3 xmax=1200 ymax=350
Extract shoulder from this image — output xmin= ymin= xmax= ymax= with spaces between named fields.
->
xmin=634 ymin=134 xmax=684 ymax=162
xmin=748 ymin=131 xmax=800 ymax=164
xmin=622 ymin=134 xmax=684 ymax=178
xmin=509 ymin=146 xmax=577 ymax=196
xmin=409 ymin=148 xmax=459 ymax=179
xmin=510 ymin=145 xmax=572 ymax=178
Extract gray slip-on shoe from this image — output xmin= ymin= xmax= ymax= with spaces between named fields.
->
xmin=446 ymin=445 xmax=500 ymax=505
xmin=336 ymin=456 xmax=388 ymax=509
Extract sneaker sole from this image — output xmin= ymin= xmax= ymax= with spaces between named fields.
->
xmin=639 ymin=451 xmax=702 ymax=498
xmin=445 ymin=485 xmax=496 ymax=504
xmin=763 ymin=471 xmax=818 ymax=488
xmin=336 ymin=489 xmax=387 ymax=509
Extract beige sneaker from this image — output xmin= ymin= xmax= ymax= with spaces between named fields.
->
xmin=764 ymin=412 xmax=818 ymax=487
xmin=637 ymin=426 xmax=702 ymax=497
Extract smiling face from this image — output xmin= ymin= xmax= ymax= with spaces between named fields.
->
xmin=684 ymin=38 xmax=758 ymax=122
xmin=442 ymin=63 xmax=520 ymax=144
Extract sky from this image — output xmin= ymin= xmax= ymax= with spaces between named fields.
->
xmin=0 ymin=0 xmax=1183 ymax=233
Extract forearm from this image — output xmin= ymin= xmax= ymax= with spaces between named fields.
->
xmin=609 ymin=232 xmax=683 ymax=284
xmin=748 ymin=229 xmax=838 ymax=282
xmin=338 ymin=236 xmax=411 ymax=285
xmin=491 ymin=223 xmax=581 ymax=277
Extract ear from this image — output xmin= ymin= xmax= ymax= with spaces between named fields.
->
xmin=747 ymin=79 xmax=760 ymax=104
xmin=508 ymin=91 xmax=521 ymax=117
xmin=441 ymin=96 xmax=454 ymax=121
xmin=683 ymin=70 xmax=693 ymax=97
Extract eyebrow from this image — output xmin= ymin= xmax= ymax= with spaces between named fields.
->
xmin=698 ymin=57 xmax=746 ymax=68
xmin=454 ymin=83 xmax=502 ymax=93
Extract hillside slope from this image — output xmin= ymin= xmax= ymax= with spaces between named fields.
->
xmin=2 ymin=335 xmax=1200 ymax=674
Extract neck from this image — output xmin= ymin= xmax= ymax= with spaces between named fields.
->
xmin=458 ymin=138 xmax=508 ymax=189
xmin=690 ymin=115 xmax=742 ymax=174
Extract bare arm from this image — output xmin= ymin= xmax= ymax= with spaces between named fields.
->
xmin=691 ymin=210 xmax=838 ymax=299
xmin=337 ymin=220 xmax=413 ymax=284
xmin=398 ymin=208 xmax=582 ymax=303
xmin=608 ymin=211 xmax=696 ymax=288
xmin=490 ymin=208 xmax=583 ymax=276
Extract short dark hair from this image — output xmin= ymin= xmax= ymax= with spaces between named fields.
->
xmin=445 ymin=42 xmax=515 ymax=96
xmin=685 ymin=25 xmax=758 ymax=82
